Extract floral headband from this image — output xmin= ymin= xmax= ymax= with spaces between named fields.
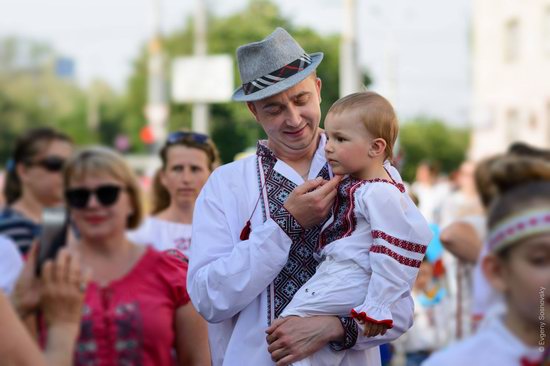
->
xmin=488 ymin=209 xmax=550 ymax=253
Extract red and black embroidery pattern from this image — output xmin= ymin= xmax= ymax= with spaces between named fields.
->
xmin=371 ymin=230 xmax=427 ymax=254
xmin=75 ymin=301 xmax=144 ymax=366
xmin=370 ymin=245 xmax=422 ymax=268
xmin=319 ymin=176 xmax=365 ymax=248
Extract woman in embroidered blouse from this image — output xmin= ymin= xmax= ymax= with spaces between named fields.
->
xmin=128 ymin=131 xmax=220 ymax=258
xmin=64 ymin=146 xmax=210 ymax=366
xmin=424 ymin=154 xmax=550 ymax=366
xmin=278 ymin=92 xmax=432 ymax=366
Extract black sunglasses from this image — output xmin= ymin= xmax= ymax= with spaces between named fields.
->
xmin=27 ymin=156 xmax=66 ymax=173
xmin=65 ymin=185 xmax=123 ymax=209
xmin=167 ymin=131 xmax=209 ymax=145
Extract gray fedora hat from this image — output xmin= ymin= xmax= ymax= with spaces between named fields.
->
xmin=232 ymin=27 xmax=323 ymax=102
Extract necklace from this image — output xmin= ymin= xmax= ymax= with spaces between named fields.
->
xmin=300 ymin=168 xmax=310 ymax=181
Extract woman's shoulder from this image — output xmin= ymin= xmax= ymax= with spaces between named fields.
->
xmin=0 ymin=206 xmax=35 ymax=225
xmin=146 ymin=248 xmax=189 ymax=282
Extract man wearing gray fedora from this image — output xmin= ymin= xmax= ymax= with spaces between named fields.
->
xmin=187 ymin=28 xmax=414 ymax=365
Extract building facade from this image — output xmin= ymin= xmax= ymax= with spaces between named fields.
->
xmin=470 ymin=0 xmax=550 ymax=159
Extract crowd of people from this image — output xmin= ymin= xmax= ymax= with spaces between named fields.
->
xmin=0 ymin=27 xmax=548 ymax=366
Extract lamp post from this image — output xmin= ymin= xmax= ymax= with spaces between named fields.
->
xmin=192 ymin=0 xmax=209 ymax=134
xmin=340 ymin=0 xmax=362 ymax=97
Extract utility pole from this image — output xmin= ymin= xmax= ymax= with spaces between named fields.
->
xmin=145 ymin=0 xmax=169 ymax=151
xmin=192 ymin=0 xmax=209 ymax=134
xmin=340 ymin=0 xmax=362 ymax=97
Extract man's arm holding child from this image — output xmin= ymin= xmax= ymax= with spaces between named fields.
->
xmin=266 ymin=296 xmax=415 ymax=365
xmin=188 ymin=171 xmax=340 ymax=323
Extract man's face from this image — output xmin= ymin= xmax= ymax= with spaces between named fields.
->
xmin=247 ymin=75 xmax=322 ymax=158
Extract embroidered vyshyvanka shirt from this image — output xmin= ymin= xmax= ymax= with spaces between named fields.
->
xmin=318 ymin=164 xmax=432 ymax=325
xmin=188 ymin=134 xmax=415 ymax=366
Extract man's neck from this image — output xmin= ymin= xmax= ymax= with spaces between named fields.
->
xmin=267 ymin=133 xmax=320 ymax=174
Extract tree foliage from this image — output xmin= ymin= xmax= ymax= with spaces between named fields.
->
xmin=0 ymin=37 xmax=128 ymax=163
xmin=124 ymin=0 xmax=341 ymax=162
xmin=1 ymin=0 xmax=369 ymax=166
xmin=399 ymin=119 xmax=470 ymax=182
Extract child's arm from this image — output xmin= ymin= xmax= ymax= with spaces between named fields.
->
xmin=351 ymin=184 xmax=432 ymax=335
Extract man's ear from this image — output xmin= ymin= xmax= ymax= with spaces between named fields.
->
xmin=316 ymin=77 xmax=323 ymax=103
xmin=482 ymin=254 xmax=508 ymax=293
xmin=246 ymin=102 xmax=260 ymax=122
xmin=369 ymin=138 xmax=387 ymax=158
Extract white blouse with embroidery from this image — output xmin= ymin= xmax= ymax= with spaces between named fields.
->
xmin=282 ymin=163 xmax=432 ymax=328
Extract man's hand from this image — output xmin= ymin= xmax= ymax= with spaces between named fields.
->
xmin=265 ymin=316 xmax=344 ymax=366
xmin=283 ymin=175 xmax=342 ymax=228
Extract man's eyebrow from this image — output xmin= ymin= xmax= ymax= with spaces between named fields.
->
xmin=262 ymin=102 xmax=282 ymax=110
xmin=261 ymin=91 xmax=311 ymax=110
xmin=293 ymin=91 xmax=311 ymax=100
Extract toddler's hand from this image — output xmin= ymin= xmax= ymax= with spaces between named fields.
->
xmin=360 ymin=320 xmax=389 ymax=337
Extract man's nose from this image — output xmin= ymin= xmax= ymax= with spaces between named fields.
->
xmin=286 ymin=105 xmax=301 ymax=127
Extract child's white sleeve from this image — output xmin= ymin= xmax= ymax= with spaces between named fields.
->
xmin=351 ymin=184 xmax=432 ymax=327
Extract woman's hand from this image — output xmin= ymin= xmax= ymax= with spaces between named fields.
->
xmin=11 ymin=243 xmax=41 ymax=319
xmin=40 ymin=248 xmax=88 ymax=327
xmin=41 ymin=249 xmax=89 ymax=366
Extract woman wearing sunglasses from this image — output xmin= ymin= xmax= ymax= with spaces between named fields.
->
xmin=1 ymin=127 xmax=73 ymax=255
xmin=128 ymin=130 xmax=220 ymax=258
xmin=63 ymin=146 xmax=210 ymax=365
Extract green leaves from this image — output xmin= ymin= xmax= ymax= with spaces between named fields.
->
xmin=399 ymin=119 xmax=470 ymax=182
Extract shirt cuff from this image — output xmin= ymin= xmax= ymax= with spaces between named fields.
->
xmin=272 ymin=205 xmax=303 ymax=243
xmin=329 ymin=316 xmax=358 ymax=351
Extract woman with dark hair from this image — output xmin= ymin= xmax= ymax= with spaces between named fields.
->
xmin=1 ymin=128 xmax=72 ymax=254
xmin=128 ymin=130 xmax=220 ymax=257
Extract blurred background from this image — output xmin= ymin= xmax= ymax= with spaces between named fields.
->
xmin=0 ymin=0 xmax=548 ymax=181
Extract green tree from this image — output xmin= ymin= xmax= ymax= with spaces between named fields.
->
xmin=399 ymin=119 xmax=470 ymax=182
xmin=0 ymin=37 xmax=129 ymax=162
xmin=124 ymin=0 xmax=343 ymax=163
xmin=0 ymin=37 xmax=86 ymax=161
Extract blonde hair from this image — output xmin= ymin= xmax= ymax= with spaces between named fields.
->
xmin=327 ymin=91 xmax=399 ymax=160
xmin=63 ymin=146 xmax=144 ymax=229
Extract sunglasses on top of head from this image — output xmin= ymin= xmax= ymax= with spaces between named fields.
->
xmin=26 ymin=156 xmax=66 ymax=173
xmin=166 ymin=131 xmax=209 ymax=145
xmin=65 ymin=185 xmax=124 ymax=209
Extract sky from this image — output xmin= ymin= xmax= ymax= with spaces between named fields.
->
xmin=0 ymin=0 xmax=471 ymax=125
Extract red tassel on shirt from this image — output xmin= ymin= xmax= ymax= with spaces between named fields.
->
xmin=520 ymin=356 xmax=547 ymax=366
xmin=240 ymin=220 xmax=252 ymax=240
